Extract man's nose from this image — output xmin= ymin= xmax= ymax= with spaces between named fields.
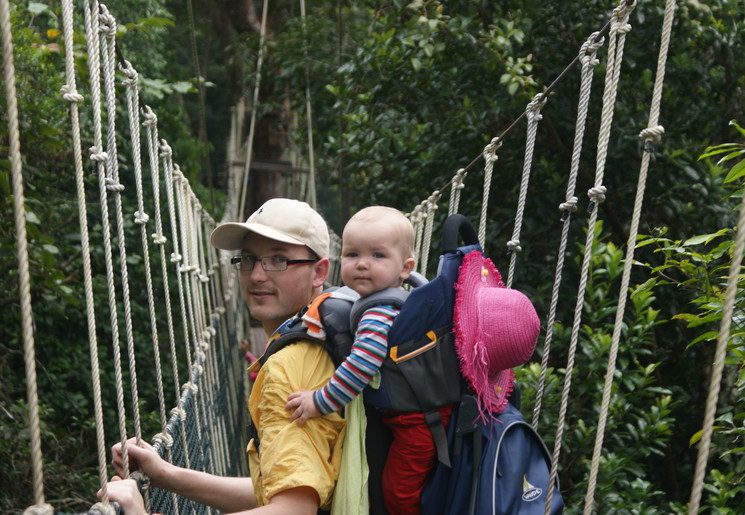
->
xmin=248 ymin=262 xmax=269 ymax=280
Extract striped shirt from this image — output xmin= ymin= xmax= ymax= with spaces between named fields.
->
xmin=313 ymin=304 xmax=399 ymax=415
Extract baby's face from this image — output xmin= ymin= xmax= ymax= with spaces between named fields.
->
xmin=340 ymin=219 xmax=413 ymax=297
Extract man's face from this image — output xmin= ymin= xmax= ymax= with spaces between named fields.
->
xmin=238 ymin=233 xmax=327 ymax=334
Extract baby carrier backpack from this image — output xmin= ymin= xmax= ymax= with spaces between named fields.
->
xmin=258 ymin=214 xmax=563 ymax=514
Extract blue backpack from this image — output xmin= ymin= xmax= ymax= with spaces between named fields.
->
xmin=421 ymin=393 xmax=563 ymax=514
xmin=259 ymin=214 xmax=563 ymax=513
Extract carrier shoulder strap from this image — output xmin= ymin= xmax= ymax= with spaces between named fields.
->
xmin=258 ymin=287 xmax=359 ymax=368
xmin=349 ymin=287 xmax=410 ymax=333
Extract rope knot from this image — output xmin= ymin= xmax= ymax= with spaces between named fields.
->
xmin=142 ymin=106 xmax=157 ymax=127
xmin=130 ymin=470 xmax=151 ymax=493
xmin=526 ymin=94 xmax=546 ymax=123
xmin=559 ymin=196 xmax=578 ymax=213
xmin=483 ymin=137 xmax=502 ymax=157
xmin=183 ymin=382 xmax=198 ymax=395
xmin=60 ymin=84 xmax=84 ymax=104
xmin=134 ymin=211 xmax=149 ymax=225
xmin=639 ymin=125 xmax=665 ymax=145
xmin=159 ymin=141 xmax=173 ymax=158
xmin=119 ymin=60 xmax=138 ymax=87
xmin=587 ymin=185 xmax=607 ymax=204
xmin=80 ymin=502 xmax=114 ymax=515
xmin=170 ymin=252 xmax=182 ymax=263
xmin=105 ymin=177 xmax=125 ymax=192
xmin=171 ymin=406 xmax=187 ymax=422
xmin=152 ymin=233 xmax=167 ymax=245
xmin=616 ymin=22 xmax=632 ymax=35
xmin=580 ymin=32 xmax=604 ymax=68
xmin=98 ymin=7 xmax=117 ymax=39
xmin=507 ymin=239 xmax=522 ymax=253
xmin=22 ymin=503 xmax=54 ymax=515
xmin=152 ymin=432 xmax=174 ymax=449
xmin=89 ymin=146 xmax=108 ymax=162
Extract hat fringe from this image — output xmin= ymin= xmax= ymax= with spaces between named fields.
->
xmin=454 ymin=251 xmax=513 ymax=420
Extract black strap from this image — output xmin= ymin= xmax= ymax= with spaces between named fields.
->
xmin=452 ymin=395 xmax=482 ymax=515
xmin=424 ymin=409 xmax=450 ymax=467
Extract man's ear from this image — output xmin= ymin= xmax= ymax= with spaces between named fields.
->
xmin=312 ymin=258 xmax=330 ymax=288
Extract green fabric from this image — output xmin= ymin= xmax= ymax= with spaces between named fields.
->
xmin=331 ymin=394 xmax=369 ymax=515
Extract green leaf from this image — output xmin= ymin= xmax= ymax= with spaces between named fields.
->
xmin=724 ymin=157 xmax=745 ymax=183
xmin=689 ymin=427 xmax=721 ymax=447
xmin=729 ymin=119 xmax=745 ymax=137
xmin=683 ymin=229 xmax=729 ymax=246
xmin=27 ymin=2 xmax=49 ymax=15
xmin=25 ymin=210 xmax=41 ymax=225
xmin=698 ymin=143 xmax=739 ymax=160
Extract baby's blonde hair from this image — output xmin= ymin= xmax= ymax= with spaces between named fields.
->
xmin=347 ymin=206 xmax=415 ymax=258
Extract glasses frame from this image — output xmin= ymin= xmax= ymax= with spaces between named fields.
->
xmin=230 ymin=254 xmax=320 ymax=272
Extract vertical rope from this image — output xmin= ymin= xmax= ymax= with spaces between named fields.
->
xmin=238 ymin=0 xmax=270 ymax=219
xmin=687 ymin=171 xmax=745 ymax=513
xmin=448 ymin=168 xmax=467 ymax=216
xmin=507 ymin=93 xmax=546 ymax=288
xmin=411 ymin=204 xmax=425 ymax=273
xmin=584 ymin=1 xmax=674 ymax=511
xmin=544 ymin=2 xmax=635 ymax=512
xmin=1 ymin=2 xmax=52 ymax=512
xmin=121 ymin=60 xmax=171 ymax=439
xmin=478 ymin=138 xmax=500 ymax=248
xmin=532 ymin=31 xmax=604 ymax=429
xmin=299 ymin=0 xmax=317 ymax=208
xmin=82 ymin=0 xmax=132 ymax=478
xmin=419 ymin=193 xmax=440 ymax=275
xmin=59 ymin=0 xmax=111 ymax=501
xmin=100 ymin=5 xmax=144 ymax=445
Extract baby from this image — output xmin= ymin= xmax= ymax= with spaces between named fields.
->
xmin=286 ymin=205 xmax=449 ymax=514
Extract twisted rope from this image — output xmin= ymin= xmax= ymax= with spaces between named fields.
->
xmin=421 ymin=193 xmax=440 ymax=274
xmin=238 ymin=0 xmax=270 ymax=220
xmin=121 ymin=60 xmax=171 ymax=471
xmin=83 ymin=0 xmax=132 ymax=479
xmin=584 ymin=1 xmax=674 ymax=511
xmin=479 ymin=138 xmax=501 ymax=248
xmin=507 ymin=93 xmax=546 ymax=287
xmin=1 ymin=1 xmax=51 ymax=511
xmin=532 ymin=30 xmax=604 ymax=430
xmin=448 ymin=168 xmax=467 ymax=216
xmin=544 ymin=2 xmax=635 ymax=512
xmin=58 ymin=0 xmax=112 ymax=501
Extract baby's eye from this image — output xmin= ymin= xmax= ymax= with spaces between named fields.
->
xmin=373 ymin=252 xmax=385 ymax=259
xmin=344 ymin=252 xmax=358 ymax=258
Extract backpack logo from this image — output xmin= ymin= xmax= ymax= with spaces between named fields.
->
xmin=522 ymin=475 xmax=543 ymax=502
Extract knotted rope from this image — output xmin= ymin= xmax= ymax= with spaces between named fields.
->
xmin=544 ymin=2 xmax=636 ymax=512
xmin=532 ymin=30 xmax=604 ymax=430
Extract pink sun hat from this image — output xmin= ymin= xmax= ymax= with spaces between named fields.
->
xmin=453 ymin=250 xmax=540 ymax=416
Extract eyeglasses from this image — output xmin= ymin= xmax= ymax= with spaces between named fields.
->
xmin=230 ymin=254 xmax=319 ymax=272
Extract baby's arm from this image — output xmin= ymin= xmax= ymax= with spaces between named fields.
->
xmin=286 ymin=305 xmax=397 ymax=424
xmin=286 ymin=389 xmax=321 ymax=426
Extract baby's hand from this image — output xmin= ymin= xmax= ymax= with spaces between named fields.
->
xmin=286 ymin=389 xmax=321 ymax=426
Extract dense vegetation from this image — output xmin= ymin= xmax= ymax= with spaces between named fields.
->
xmin=1 ymin=0 xmax=743 ymax=512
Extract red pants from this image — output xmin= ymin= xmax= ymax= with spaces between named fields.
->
xmin=381 ymin=406 xmax=452 ymax=515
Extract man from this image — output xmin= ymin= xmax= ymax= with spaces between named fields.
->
xmin=102 ymin=198 xmax=345 ymax=515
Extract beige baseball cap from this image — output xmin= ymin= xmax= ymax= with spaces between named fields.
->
xmin=210 ymin=198 xmax=330 ymax=258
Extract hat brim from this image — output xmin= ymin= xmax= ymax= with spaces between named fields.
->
xmin=453 ymin=250 xmax=513 ymax=416
xmin=210 ymin=221 xmax=310 ymax=252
